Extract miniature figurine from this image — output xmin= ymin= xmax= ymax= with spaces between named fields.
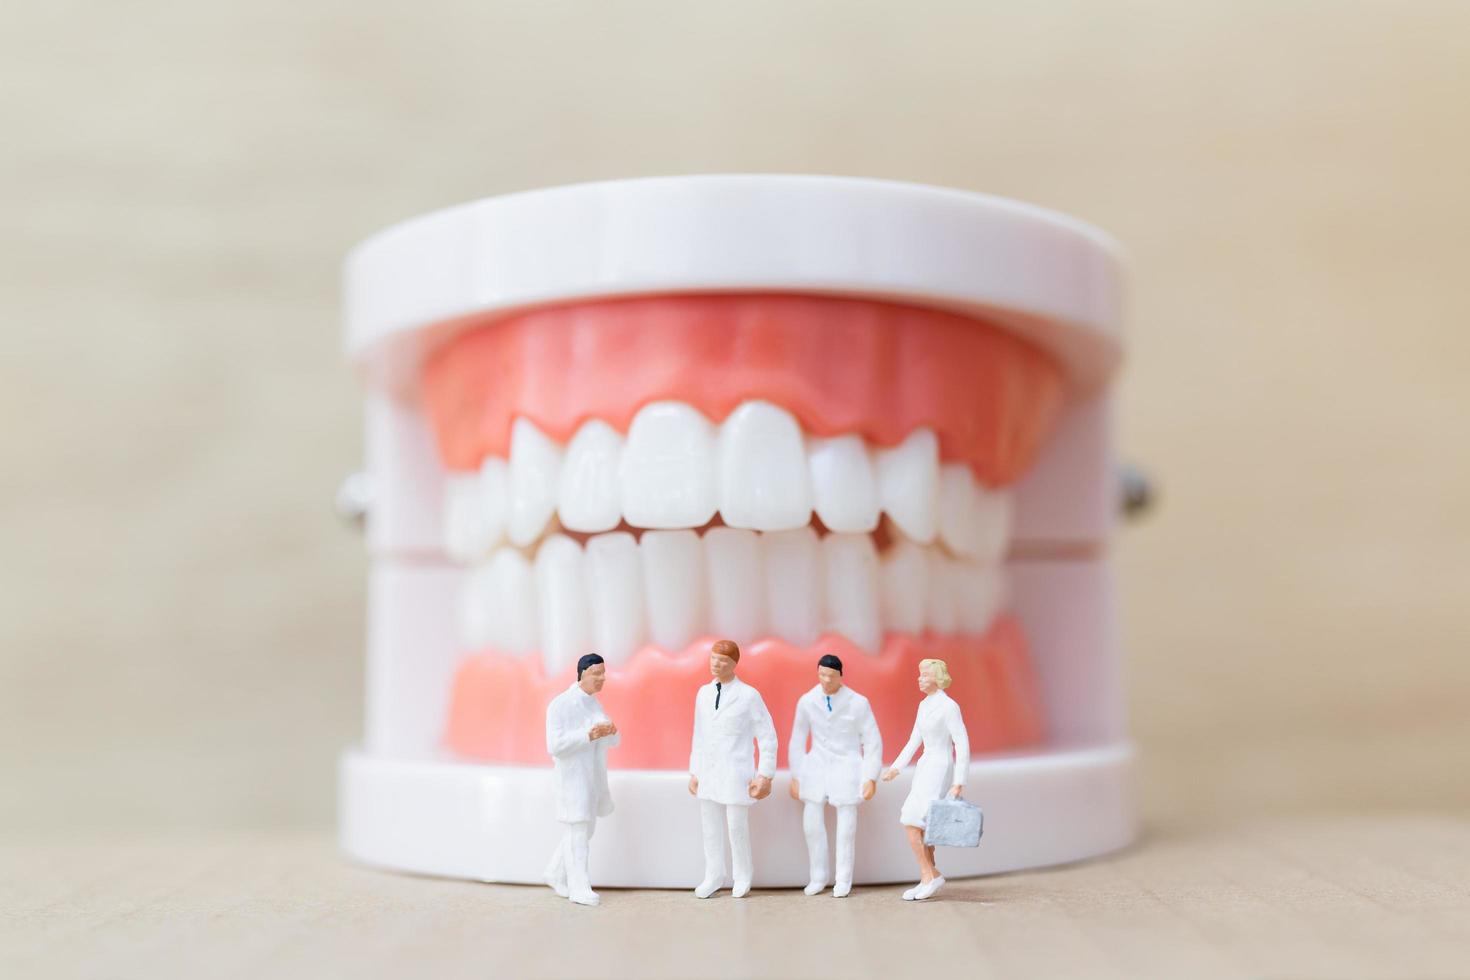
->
xmin=881 ymin=657 xmax=970 ymax=901
xmin=688 ymin=638 xmax=777 ymax=898
xmin=788 ymin=653 xmax=883 ymax=898
xmin=544 ymin=653 xmax=619 ymax=907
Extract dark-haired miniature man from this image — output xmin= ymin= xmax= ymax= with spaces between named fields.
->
xmin=545 ymin=653 xmax=619 ymax=907
xmin=788 ymin=654 xmax=883 ymax=897
xmin=688 ymin=639 xmax=777 ymax=899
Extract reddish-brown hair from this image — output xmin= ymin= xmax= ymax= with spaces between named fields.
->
xmin=711 ymin=639 xmax=740 ymax=663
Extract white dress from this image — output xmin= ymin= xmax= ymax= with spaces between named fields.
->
xmin=888 ymin=690 xmax=970 ymax=829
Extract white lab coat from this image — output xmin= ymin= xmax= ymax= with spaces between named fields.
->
xmin=689 ymin=677 xmax=777 ymax=806
xmin=789 ymin=685 xmax=883 ymax=806
xmin=546 ymin=683 xmax=620 ymax=824
xmin=888 ymin=689 xmax=970 ymax=829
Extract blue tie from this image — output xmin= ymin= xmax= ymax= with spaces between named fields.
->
xmin=826 ymin=695 xmax=832 ymax=712
xmin=715 ymin=682 xmax=722 ymax=709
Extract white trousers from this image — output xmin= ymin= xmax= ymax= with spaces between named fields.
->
xmin=699 ymin=799 xmax=752 ymax=887
xmin=545 ymin=818 xmax=596 ymax=895
xmin=803 ymin=801 xmax=858 ymax=888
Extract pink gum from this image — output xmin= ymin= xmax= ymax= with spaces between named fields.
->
xmin=422 ymin=293 xmax=1066 ymax=486
xmin=444 ymin=616 xmax=1044 ymax=770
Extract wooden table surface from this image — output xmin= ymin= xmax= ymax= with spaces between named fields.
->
xmin=7 ymin=814 xmax=1470 ymax=979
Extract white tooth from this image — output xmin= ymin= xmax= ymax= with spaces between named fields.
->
xmin=640 ymin=530 xmax=707 ymax=650
xmin=534 ymin=534 xmax=590 ymax=676
xmin=456 ymin=562 xmax=498 ymax=650
xmin=585 ymin=532 xmax=646 ymax=666
xmin=807 ymin=435 xmax=880 ymax=533
xmin=876 ymin=429 xmax=940 ymax=543
xmin=938 ymin=464 xmax=981 ymax=557
xmin=763 ymin=527 xmax=823 ymax=646
xmin=717 ymin=401 xmax=812 ymax=531
xmin=956 ymin=561 xmax=1007 ymax=634
xmin=822 ymin=533 xmax=882 ymax=652
xmin=507 ymin=419 xmax=563 ymax=547
xmin=443 ymin=473 xmax=489 ymax=562
xmin=971 ymin=484 xmax=1015 ymax=564
xmin=486 ymin=548 xmax=538 ymax=658
xmin=477 ymin=457 xmax=509 ymax=549
xmin=557 ymin=420 xmax=624 ymax=533
xmin=620 ymin=402 xmax=718 ymax=529
xmin=703 ymin=527 xmax=765 ymax=645
xmin=925 ymin=551 xmax=959 ymax=634
xmin=879 ymin=537 xmax=930 ymax=635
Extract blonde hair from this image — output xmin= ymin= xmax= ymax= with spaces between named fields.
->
xmin=919 ymin=658 xmax=952 ymax=690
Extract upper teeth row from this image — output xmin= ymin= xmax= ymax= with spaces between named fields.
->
xmin=458 ymin=526 xmax=1008 ymax=674
xmin=442 ymin=400 xmax=1013 ymax=560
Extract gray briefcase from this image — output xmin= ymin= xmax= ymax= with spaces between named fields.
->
xmin=923 ymin=798 xmax=984 ymax=847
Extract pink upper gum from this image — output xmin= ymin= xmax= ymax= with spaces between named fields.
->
xmin=421 ymin=293 xmax=1066 ymax=485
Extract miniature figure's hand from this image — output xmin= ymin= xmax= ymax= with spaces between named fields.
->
xmin=881 ymin=768 xmax=899 ymax=782
xmin=588 ymin=722 xmax=615 ymax=740
xmin=788 ymin=778 xmax=801 ymax=801
xmin=688 ymin=775 xmax=699 ymax=796
xmin=861 ymin=779 xmax=876 ymax=801
xmin=949 ymin=784 xmax=964 ymax=799
xmin=749 ymin=775 xmax=773 ymax=800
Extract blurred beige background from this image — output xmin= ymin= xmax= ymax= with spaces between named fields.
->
xmin=4 ymin=0 xmax=1468 ymax=846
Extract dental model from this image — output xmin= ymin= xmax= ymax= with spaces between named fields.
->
xmin=688 ymin=639 xmax=777 ymax=898
xmin=882 ymin=658 xmax=969 ymax=901
xmin=544 ymin=653 xmax=618 ymax=907
xmin=788 ymin=654 xmax=882 ymax=898
xmin=339 ymin=175 xmax=1136 ymax=888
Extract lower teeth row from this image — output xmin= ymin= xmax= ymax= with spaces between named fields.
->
xmin=457 ymin=524 xmax=1007 ymax=675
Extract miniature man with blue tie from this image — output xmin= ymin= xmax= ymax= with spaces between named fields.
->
xmin=688 ymin=638 xmax=777 ymax=898
xmin=788 ymin=654 xmax=883 ymax=897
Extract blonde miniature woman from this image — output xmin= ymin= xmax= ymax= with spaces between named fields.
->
xmin=880 ymin=658 xmax=970 ymax=901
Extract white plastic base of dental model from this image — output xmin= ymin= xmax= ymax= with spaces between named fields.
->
xmin=338 ymin=742 xmax=1135 ymax=888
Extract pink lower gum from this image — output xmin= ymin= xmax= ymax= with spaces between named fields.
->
xmin=445 ymin=615 xmax=1044 ymax=770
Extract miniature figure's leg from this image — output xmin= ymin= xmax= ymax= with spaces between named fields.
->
xmin=833 ymin=804 xmax=858 ymax=891
xmin=802 ymin=801 xmax=828 ymax=892
xmin=565 ymin=819 xmax=596 ymax=901
xmin=697 ymin=800 xmax=728 ymax=893
xmin=726 ymin=804 xmax=752 ymax=895
xmin=906 ymin=825 xmax=937 ymax=880
xmin=544 ymin=828 xmax=569 ymax=896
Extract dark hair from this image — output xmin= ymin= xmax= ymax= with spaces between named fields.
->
xmin=577 ymin=653 xmax=605 ymax=680
xmin=817 ymin=653 xmax=843 ymax=675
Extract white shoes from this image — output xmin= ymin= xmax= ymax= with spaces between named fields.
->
xmin=732 ymin=880 xmax=752 ymax=898
xmin=913 ymin=875 xmax=946 ymax=900
xmin=804 ymin=879 xmax=828 ymax=896
xmin=694 ymin=878 xmax=725 ymax=899
xmin=568 ymin=889 xmax=601 ymax=907
xmin=545 ymin=875 xmax=569 ymax=899
xmin=902 ymin=875 xmax=947 ymax=901
xmin=832 ymin=882 xmax=852 ymax=898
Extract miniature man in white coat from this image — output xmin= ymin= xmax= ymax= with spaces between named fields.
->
xmin=687 ymin=638 xmax=777 ymax=898
xmin=545 ymin=653 xmax=619 ymax=907
xmin=788 ymin=653 xmax=883 ymax=898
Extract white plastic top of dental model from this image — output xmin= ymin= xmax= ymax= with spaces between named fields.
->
xmin=344 ymin=174 xmax=1125 ymax=391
